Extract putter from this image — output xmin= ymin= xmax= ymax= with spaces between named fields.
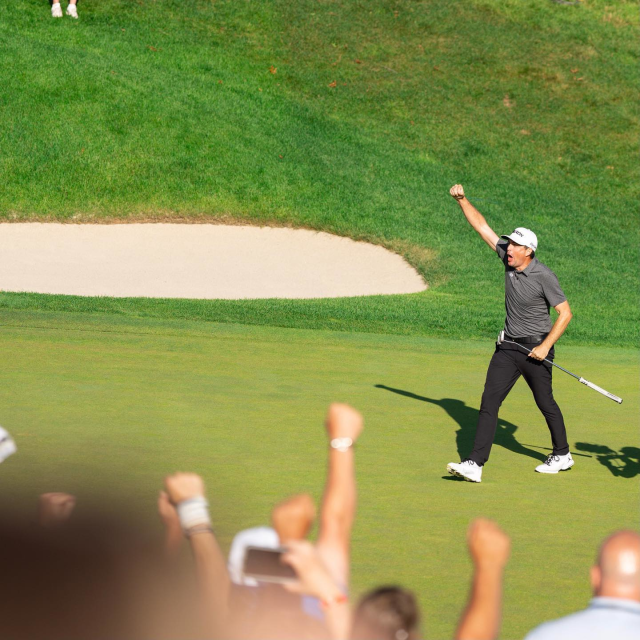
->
xmin=497 ymin=332 xmax=623 ymax=404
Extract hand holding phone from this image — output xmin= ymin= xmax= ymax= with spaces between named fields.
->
xmin=242 ymin=546 xmax=298 ymax=584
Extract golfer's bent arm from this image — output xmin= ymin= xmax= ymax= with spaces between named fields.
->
xmin=450 ymin=185 xmax=499 ymax=251
xmin=540 ymin=301 xmax=572 ymax=351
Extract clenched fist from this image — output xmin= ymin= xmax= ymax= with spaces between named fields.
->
xmin=450 ymin=184 xmax=465 ymax=200
xmin=164 ymin=472 xmax=205 ymax=505
xmin=325 ymin=403 xmax=364 ymax=442
xmin=467 ymin=518 xmax=511 ymax=569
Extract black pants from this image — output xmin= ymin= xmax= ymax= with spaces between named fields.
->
xmin=469 ymin=343 xmax=569 ymax=466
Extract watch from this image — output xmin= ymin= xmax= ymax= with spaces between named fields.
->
xmin=330 ymin=437 xmax=353 ymax=452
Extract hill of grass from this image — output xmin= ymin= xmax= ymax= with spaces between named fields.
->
xmin=0 ymin=0 xmax=637 ymax=345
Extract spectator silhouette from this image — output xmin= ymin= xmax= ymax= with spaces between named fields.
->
xmin=375 ymin=385 xmax=546 ymax=462
xmin=575 ymin=443 xmax=640 ymax=478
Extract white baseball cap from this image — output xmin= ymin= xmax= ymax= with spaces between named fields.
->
xmin=501 ymin=227 xmax=538 ymax=252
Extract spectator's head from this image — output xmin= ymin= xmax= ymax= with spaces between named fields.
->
xmin=271 ymin=493 xmax=316 ymax=543
xmin=351 ymin=586 xmax=420 ymax=640
xmin=591 ymin=530 xmax=640 ymax=601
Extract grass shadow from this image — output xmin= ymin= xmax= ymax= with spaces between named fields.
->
xmin=375 ymin=384 xmax=547 ymax=462
xmin=575 ymin=443 xmax=640 ymax=478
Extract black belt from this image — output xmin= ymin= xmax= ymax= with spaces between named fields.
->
xmin=505 ymin=334 xmax=548 ymax=344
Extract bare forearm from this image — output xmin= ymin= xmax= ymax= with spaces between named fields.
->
xmin=542 ymin=311 xmax=572 ymax=350
xmin=189 ymin=533 xmax=231 ymax=632
xmin=164 ymin=524 xmax=183 ymax=560
xmin=324 ymin=602 xmax=352 ymax=640
xmin=455 ymin=567 xmax=504 ymax=640
xmin=457 ymin=198 xmax=488 ymax=232
xmin=321 ymin=449 xmax=356 ymax=537
xmin=455 ymin=196 xmax=499 ymax=249
xmin=316 ymin=583 xmax=352 ymax=640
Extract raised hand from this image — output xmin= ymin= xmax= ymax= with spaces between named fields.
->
xmin=325 ymin=403 xmax=364 ymax=443
xmin=450 ymin=184 xmax=465 ymax=200
xmin=164 ymin=472 xmax=206 ymax=505
xmin=467 ymin=518 xmax=511 ymax=569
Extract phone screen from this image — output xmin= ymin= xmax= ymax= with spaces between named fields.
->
xmin=243 ymin=546 xmax=297 ymax=583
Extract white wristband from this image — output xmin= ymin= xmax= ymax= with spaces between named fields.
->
xmin=177 ymin=496 xmax=211 ymax=531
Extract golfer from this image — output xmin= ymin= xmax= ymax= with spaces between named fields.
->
xmin=446 ymin=184 xmax=574 ymax=483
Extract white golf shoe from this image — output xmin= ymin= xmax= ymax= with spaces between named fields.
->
xmin=535 ymin=452 xmax=574 ymax=474
xmin=447 ymin=459 xmax=482 ymax=483
xmin=66 ymin=3 xmax=78 ymax=18
xmin=51 ymin=2 xmax=63 ymax=17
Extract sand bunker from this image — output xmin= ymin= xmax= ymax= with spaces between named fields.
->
xmin=0 ymin=223 xmax=426 ymax=300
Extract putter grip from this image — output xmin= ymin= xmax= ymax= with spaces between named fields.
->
xmin=579 ymin=378 xmax=623 ymax=404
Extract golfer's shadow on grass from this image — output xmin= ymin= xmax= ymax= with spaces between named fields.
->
xmin=375 ymin=384 xmax=547 ymax=463
xmin=574 ymin=443 xmax=640 ymax=479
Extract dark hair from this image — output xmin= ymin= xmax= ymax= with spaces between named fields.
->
xmin=351 ymin=586 xmax=420 ymax=640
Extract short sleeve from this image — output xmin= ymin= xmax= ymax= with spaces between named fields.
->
xmin=496 ymin=239 xmax=508 ymax=265
xmin=542 ymin=271 xmax=567 ymax=307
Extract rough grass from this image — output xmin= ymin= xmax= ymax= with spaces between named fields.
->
xmin=0 ymin=0 xmax=638 ymax=345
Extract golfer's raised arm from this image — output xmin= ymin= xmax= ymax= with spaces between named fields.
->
xmin=450 ymin=184 xmax=499 ymax=251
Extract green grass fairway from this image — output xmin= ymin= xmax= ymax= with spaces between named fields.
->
xmin=1 ymin=0 xmax=638 ymax=345
xmin=1 ymin=310 xmax=636 ymax=639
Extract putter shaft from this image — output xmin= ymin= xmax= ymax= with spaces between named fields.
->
xmin=502 ymin=340 xmax=622 ymax=404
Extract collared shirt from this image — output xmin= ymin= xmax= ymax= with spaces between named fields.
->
xmin=524 ymin=597 xmax=640 ymax=640
xmin=496 ymin=239 xmax=566 ymax=338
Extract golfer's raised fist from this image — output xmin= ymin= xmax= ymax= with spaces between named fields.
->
xmin=450 ymin=184 xmax=465 ymax=200
xmin=164 ymin=472 xmax=205 ymax=505
xmin=325 ymin=403 xmax=363 ymax=442
xmin=467 ymin=518 xmax=511 ymax=568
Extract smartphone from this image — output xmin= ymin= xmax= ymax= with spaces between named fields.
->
xmin=242 ymin=546 xmax=298 ymax=584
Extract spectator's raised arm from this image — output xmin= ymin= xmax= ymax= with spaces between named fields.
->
xmin=164 ymin=472 xmax=230 ymax=637
xmin=282 ymin=540 xmax=352 ymax=640
xmin=316 ymin=403 xmax=363 ymax=588
xmin=157 ymin=490 xmax=184 ymax=560
xmin=455 ymin=519 xmax=510 ymax=640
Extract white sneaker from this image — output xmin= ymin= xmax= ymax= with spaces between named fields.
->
xmin=65 ymin=3 xmax=78 ymax=18
xmin=447 ymin=459 xmax=482 ymax=483
xmin=535 ymin=453 xmax=574 ymax=474
xmin=51 ymin=2 xmax=63 ymax=17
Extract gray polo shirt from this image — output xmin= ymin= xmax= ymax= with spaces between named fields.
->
xmin=496 ymin=239 xmax=566 ymax=338
xmin=524 ymin=597 xmax=640 ymax=640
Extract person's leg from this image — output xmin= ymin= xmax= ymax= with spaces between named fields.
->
xmin=520 ymin=350 xmax=569 ymax=456
xmin=66 ymin=0 xmax=78 ymax=18
xmin=469 ymin=348 xmax=522 ymax=466
xmin=52 ymin=1 xmax=63 ymax=17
